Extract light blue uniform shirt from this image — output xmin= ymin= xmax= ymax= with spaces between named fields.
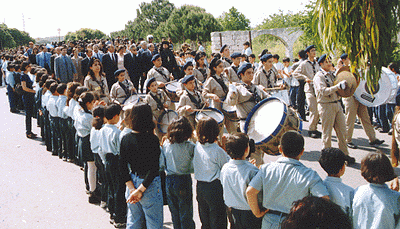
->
xmin=220 ymin=159 xmax=259 ymax=210
xmin=67 ymin=99 xmax=78 ymax=120
xmin=323 ymin=176 xmax=354 ymax=216
xmin=56 ymin=95 xmax=68 ymax=119
xmin=160 ymin=140 xmax=195 ymax=175
xmin=249 ymin=157 xmax=329 ymax=214
xmin=47 ymin=95 xmax=59 ymax=117
xmin=193 ymin=142 xmax=230 ymax=182
xmin=99 ymin=124 xmax=121 ymax=156
xmin=5 ymin=71 xmax=15 ymax=87
xmin=74 ymin=108 xmax=92 ymax=137
xmin=353 ymin=183 xmax=400 ymax=229
xmin=90 ymin=126 xmax=106 ymax=164
xmin=119 ymin=127 xmax=132 ymax=143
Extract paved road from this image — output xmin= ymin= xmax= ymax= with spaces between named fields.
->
xmin=0 ymin=86 xmax=398 ymax=229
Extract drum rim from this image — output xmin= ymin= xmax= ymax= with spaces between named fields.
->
xmin=244 ymin=97 xmax=287 ymax=145
xmin=122 ymin=94 xmax=140 ymax=105
xmin=165 ymin=81 xmax=179 ymax=93
xmin=157 ymin=109 xmax=179 ymax=134
xmin=195 ymin=107 xmax=224 ymax=124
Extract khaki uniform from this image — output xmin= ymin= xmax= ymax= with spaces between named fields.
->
xmin=252 ymin=66 xmax=277 ymax=90
xmin=147 ymin=66 xmax=171 ymax=84
xmin=195 ymin=67 xmax=209 ymax=83
xmin=109 ymin=80 xmax=135 ymax=104
xmin=203 ymin=74 xmax=237 ymax=135
xmin=293 ymin=59 xmax=320 ymax=131
xmin=176 ymin=89 xmax=206 ymax=128
xmin=313 ymin=69 xmax=348 ymax=155
xmin=225 ymin=64 xmax=241 ymax=83
xmin=144 ymin=90 xmax=171 ymax=139
xmin=343 ymin=96 xmax=377 ymax=143
xmin=221 ymin=57 xmax=232 ymax=68
xmin=84 ymin=75 xmax=110 ymax=104
xmin=225 ymin=83 xmax=269 ymax=165
xmin=176 ymin=76 xmax=201 ymax=97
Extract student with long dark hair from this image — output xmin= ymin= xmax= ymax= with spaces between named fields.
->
xmin=84 ymin=58 xmax=110 ymax=104
xmin=20 ymin=61 xmax=37 ymax=139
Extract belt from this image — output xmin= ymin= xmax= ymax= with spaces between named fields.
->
xmin=320 ymin=100 xmax=340 ymax=104
xmin=268 ymin=210 xmax=288 ymax=217
xmin=239 ymin=118 xmax=247 ymax=121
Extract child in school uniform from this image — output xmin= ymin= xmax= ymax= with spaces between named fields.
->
xmin=318 ymin=147 xmax=354 ymax=216
xmin=352 ymin=151 xmax=400 ymax=229
xmin=193 ymin=116 xmax=230 ymax=229
xmin=143 ymin=77 xmax=171 ymax=139
xmin=63 ymin=82 xmax=81 ymax=162
xmin=55 ymin=83 xmax=68 ymax=161
xmin=160 ymin=116 xmax=196 ymax=229
xmin=47 ymin=82 xmax=60 ymax=157
xmin=74 ymin=92 xmax=97 ymax=202
xmin=42 ymin=79 xmax=56 ymax=152
xmin=73 ymin=86 xmax=89 ymax=166
xmin=177 ymin=61 xmax=202 ymax=97
xmin=246 ymin=131 xmax=329 ymax=229
xmin=119 ymin=104 xmax=134 ymax=142
xmin=220 ymin=133 xmax=261 ymax=229
xmin=89 ymin=106 xmax=107 ymax=207
xmin=99 ymin=104 xmax=126 ymax=228
xmin=177 ymin=75 xmax=208 ymax=129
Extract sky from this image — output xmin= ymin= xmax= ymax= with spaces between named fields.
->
xmin=2 ymin=0 xmax=309 ymax=39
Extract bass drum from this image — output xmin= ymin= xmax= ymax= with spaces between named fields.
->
xmin=354 ymin=67 xmax=398 ymax=107
xmin=244 ymin=97 xmax=302 ymax=155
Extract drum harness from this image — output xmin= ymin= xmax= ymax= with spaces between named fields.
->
xmin=154 ymin=67 xmax=170 ymax=82
xmin=321 ymin=70 xmax=341 ymax=103
xmin=239 ymin=84 xmax=262 ymax=121
xmin=186 ymin=89 xmax=203 ymax=109
xmin=118 ymin=80 xmax=132 ymax=98
xmin=262 ymin=68 xmax=275 ymax=88
xmin=197 ymin=67 xmax=208 ymax=82
xmin=149 ymin=91 xmax=165 ymax=110
xmin=212 ymin=74 xmax=229 ymax=94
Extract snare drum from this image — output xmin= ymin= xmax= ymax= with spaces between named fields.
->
xmin=222 ymin=101 xmax=239 ymax=122
xmin=123 ymin=94 xmax=141 ymax=106
xmin=157 ymin=110 xmax=179 ymax=134
xmin=244 ymin=97 xmax=302 ymax=155
xmin=165 ymin=81 xmax=181 ymax=102
xmin=195 ymin=108 xmax=224 ymax=128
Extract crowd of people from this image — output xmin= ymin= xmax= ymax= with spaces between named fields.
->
xmin=1 ymin=35 xmax=400 ymax=229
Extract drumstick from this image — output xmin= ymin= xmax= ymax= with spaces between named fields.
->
xmin=164 ymin=80 xmax=177 ymax=85
xmin=263 ymin=87 xmax=285 ymax=91
xmin=192 ymin=108 xmax=212 ymax=112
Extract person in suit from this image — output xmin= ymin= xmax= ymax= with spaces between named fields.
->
xmin=71 ymin=47 xmax=84 ymax=84
xmin=50 ymin=47 xmax=61 ymax=75
xmin=92 ymin=44 xmax=104 ymax=62
xmin=138 ymin=41 xmax=153 ymax=93
xmin=102 ymin=44 xmax=118 ymax=91
xmin=54 ymin=47 xmax=77 ymax=83
xmin=124 ymin=44 xmax=140 ymax=90
xmin=36 ymin=46 xmax=52 ymax=72
xmin=81 ymin=49 xmax=93 ymax=78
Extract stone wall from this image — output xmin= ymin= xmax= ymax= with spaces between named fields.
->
xmin=211 ymin=27 xmax=303 ymax=59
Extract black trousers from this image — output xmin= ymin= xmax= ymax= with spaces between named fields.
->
xmin=297 ymin=79 xmax=306 ymax=120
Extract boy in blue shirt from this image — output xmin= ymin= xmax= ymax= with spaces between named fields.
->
xmin=246 ymin=131 xmax=329 ymax=229
xmin=318 ymin=147 xmax=354 ymax=217
xmin=99 ymin=104 xmax=126 ymax=228
xmin=56 ymin=83 xmax=68 ymax=160
xmin=220 ymin=133 xmax=262 ymax=229
xmin=47 ymin=82 xmax=60 ymax=156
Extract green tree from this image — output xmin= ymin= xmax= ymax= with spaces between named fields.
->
xmin=7 ymin=28 xmax=35 ymax=46
xmin=0 ymin=24 xmax=16 ymax=49
xmin=313 ymin=0 xmax=400 ymax=85
xmin=257 ymin=10 xmax=304 ymax=30
xmin=218 ymin=7 xmax=250 ymax=31
xmin=64 ymin=28 xmax=107 ymax=41
xmin=157 ymin=5 xmax=222 ymax=42
xmin=120 ymin=0 xmax=175 ymax=40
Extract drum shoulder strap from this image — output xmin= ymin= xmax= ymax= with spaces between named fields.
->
xmin=150 ymin=92 xmax=164 ymax=110
xmin=186 ymin=90 xmax=202 ymax=109
xmin=155 ymin=68 xmax=169 ymax=81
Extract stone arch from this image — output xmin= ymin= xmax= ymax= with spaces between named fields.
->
xmin=211 ymin=27 xmax=303 ymax=59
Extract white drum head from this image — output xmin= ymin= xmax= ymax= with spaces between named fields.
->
xmin=354 ymin=67 xmax=398 ymax=107
xmin=245 ymin=98 xmax=286 ymax=143
xmin=158 ymin=110 xmax=179 ymax=133
xmin=166 ymin=81 xmax=180 ymax=92
xmin=123 ymin=94 xmax=140 ymax=105
xmin=196 ymin=109 xmax=224 ymax=124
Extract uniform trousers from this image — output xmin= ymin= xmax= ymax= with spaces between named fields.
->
xmin=306 ymin=92 xmax=319 ymax=131
xmin=343 ymin=96 xmax=376 ymax=143
xmin=49 ymin=116 xmax=61 ymax=155
xmin=318 ymin=102 xmax=348 ymax=155
xmin=58 ymin=118 xmax=68 ymax=158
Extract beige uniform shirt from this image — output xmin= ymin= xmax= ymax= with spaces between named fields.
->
xmin=177 ymin=77 xmax=201 ymax=97
xmin=194 ymin=67 xmax=209 ymax=83
xmin=313 ymin=69 xmax=340 ymax=103
xmin=221 ymin=58 xmax=231 ymax=68
xmin=225 ymin=64 xmax=241 ymax=83
xmin=147 ymin=66 xmax=171 ymax=84
xmin=84 ymin=75 xmax=110 ymax=103
xmin=143 ymin=90 xmax=171 ymax=119
xmin=225 ymin=83 xmax=268 ymax=120
xmin=110 ymin=80 xmax=135 ymax=104
xmin=252 ymin=67 xmax=277 ymax=90
xmin=202 ymin=75 xmax=229 ymax=110
xmin=177 ymin=90 xmax=206 ymax=116
xmin=292 ymin=59 xmax=319 ymax=93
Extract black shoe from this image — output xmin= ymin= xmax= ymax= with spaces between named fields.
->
xmin=88 ymin=192 xmax=100 ymax=204
xmin=310 ymin=132 xmax=321 ymax=139
xmin=26 ymin=133 xmax=37 ymax=139
xmin=10 ymin=108 xmax=19 ymax=113
xmin=379 ymin=129 xmax=389 ymax=133
xmin=389 ymin=129 xmax=393 ymax=135
xmin=345 ymin=156 xmax=356 ymax=165
xmin=370 ymin=139 xmax=385 ymax=146
xmin=347 ymin=143 xmax=358 ymax=149
xmin=113 ymin=222 xmax=126 ymax=228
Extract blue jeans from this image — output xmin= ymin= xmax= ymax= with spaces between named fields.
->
xmin=6 ymin=85 xmax=16 ymax=110
xmin=126 ymin=174 xmax=163 ymax=229
xmin=166 ymin=174 xmax=195 ymax=229
xmin=378 ymin=105 xmax=390 ymax=132
xmin=387 ymin=103 xmax=396 ymax=128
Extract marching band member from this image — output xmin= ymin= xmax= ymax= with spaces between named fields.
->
xmin=143 ymin=77 xmax=171 ymax=140
xmin=225 ymin=63 xmax=268 ymax=165
xmin=220 ymin=44 xmax=232 ymax=68
xmin=252 ymin=54 xmax=281 ymax=91
xmin=147 ymin=54 xmax=174 ymax=88
xmin=313 ymin=54 xmax=355 ymax=164
xmin=203 ymin=58 xmax=238 ymax=135
xmin=224 ymin=52 xmax=242 ymax=83
xmin=176 ymin=74 xmax=209 ymax=129
xmin=194 ymin=52 xmax=209 ymax=83
xmin=292 ymin=45 xmax=321 ymax=138
xmin=110 ymin=69 xmax=136 ymax=105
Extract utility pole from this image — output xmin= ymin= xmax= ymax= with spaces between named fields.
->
xmin=22 ymin=14 xmax=25 ymax=32
xmin=58 ymin=28 xmax=61 ymax=42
